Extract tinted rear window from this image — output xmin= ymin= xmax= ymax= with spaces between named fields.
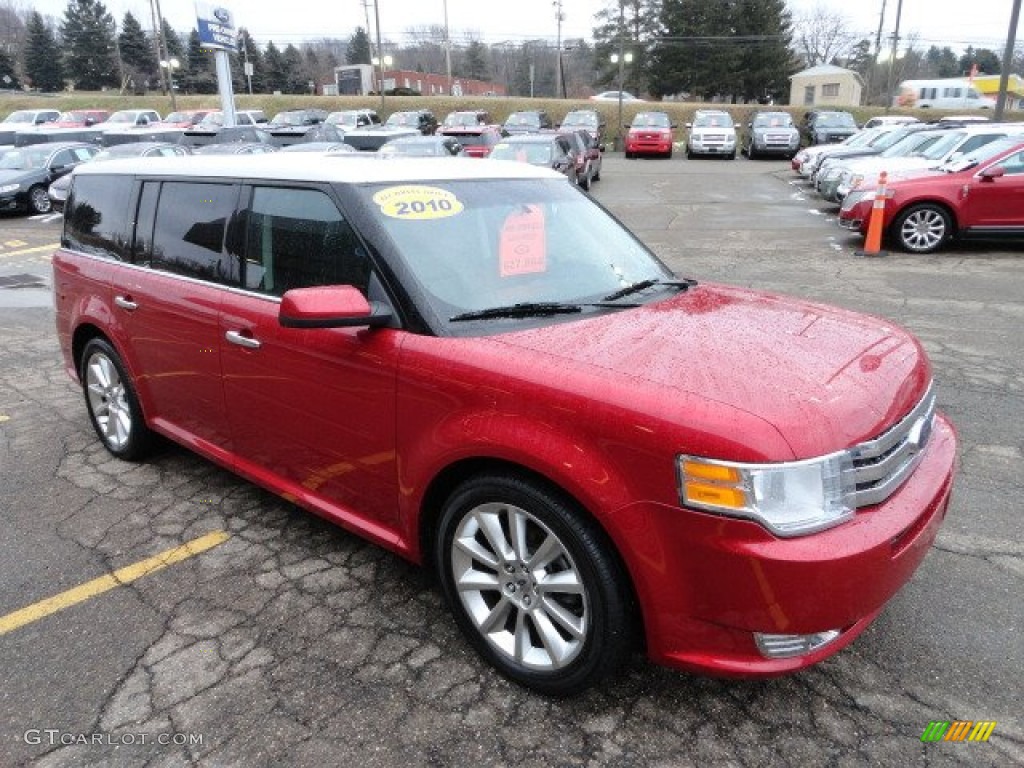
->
xmin=63 ymin=174 xmax=134 ymax=261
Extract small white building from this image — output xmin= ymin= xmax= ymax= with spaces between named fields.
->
xmin=789 ymin=65 xmax=863 ymax=108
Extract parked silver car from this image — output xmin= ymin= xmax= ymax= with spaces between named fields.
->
xmin=743 ymin=111 xmax=800 ymax=160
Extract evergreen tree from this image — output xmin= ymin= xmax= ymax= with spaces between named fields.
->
xmin=262 ymin=41 xmax=287 ymax=92
xmin=733 ymin=0 xmax=793 ymax=102
xmin=958 ymin=47 xmax=1001 ymax=76
xmin=161 ymin=19 xmax=185 ymax=59
xmin=181 ymin=29 xmax=216 ymax=94
xmin=61 ymin=0 xmax=119 ymax=91
xmin=118 ymin=11 xmax=156 ymax=90
xmin=463 ymin=40 xmax=489 ymax=80
xmin=282 ymin=44 xmax=308 ymax=93
xmin=0 ymin=47 xmax=19 ymax=90
xmin=347 ymin=27 xmax=371 ymax=65
xmin=592 ymin=1 xmax=659 ymax=97
xmin=24 ymin=12 xmax=64 ymax=92
xmin=232 ymin=28 xmax=264 ymax=94
xmin=924 ymin=46 xmax=959 ymax=78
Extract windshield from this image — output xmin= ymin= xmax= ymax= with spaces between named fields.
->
xmin=0 ymin=148 xmax=47 ymax=170
xmin=271 ymin=112 xmax=307 ymax=126
xmin=107 ymin=112 xmax=138 ymax=123
xmin=753 ymin=113 xmax=793 ymax=128
xmin=355 ymin=179 xmax=671 ymax=329
xmin=505 ymin=113 xmax=540 ymax=127
xmin=921 ymin=131 xmax=967 ymax=160
xmin=57 ymin=111 xmax=88 ymax=122
xmin=327 ymin=112 xmax=363 ymax=126
xmin=693 ymin=113 xmax=733 ymax=128
xmin=490 ymin=142 xmax=552 ymax=164
xmin=631 ymin=112 xmax=670 ymax=128
xmin=880 ymin=132 xmax=939 ymax=157
xmin=444 ymin=112 xmax=483 ymax=126
xmin=562 ymin=111 xmax=598 ymax=128
xmin=816 ymin=113 xmax=857 ymax=128
xmin=381 ymin=140 xmax=443 ymax=156
xmin=3 ymin=111 xmax=35 ymax=124
xmin=386 ymin=113 xmax=418 ymax=127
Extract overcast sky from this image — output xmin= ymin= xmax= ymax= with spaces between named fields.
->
xmin=28 ymin=0 xmax=1019 ymax=53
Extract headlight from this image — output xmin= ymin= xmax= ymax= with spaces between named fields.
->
xmin=0 ymin=183 xmax=20 ymax=195
xmin=677 ymin=453 xmax=856 ymax=537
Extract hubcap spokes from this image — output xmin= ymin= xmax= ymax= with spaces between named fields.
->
xmin=902 ymin=211 xmax=945 ymax=251
xmin=452 ymin=502 xmax=587 ymax=671
xmin=85 ymin=353 xmax=131 ymax=450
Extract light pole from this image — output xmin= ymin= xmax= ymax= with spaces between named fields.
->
xmin=443 ymin=0 xmax=453 ymax=96
xmin=553 ymin=0 xmax=564 ymax=98
xmin=159 ymin=57 xmax=180 ymax=110
xmin=611 ymin=51 xmax=632 ymax=151
xmin=372 ymin=0 xmax=386 ymax=112
xmin=612 ymin=0 xmax=628 ymax=151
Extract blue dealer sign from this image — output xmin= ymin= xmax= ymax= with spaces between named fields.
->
xmin=196 ymin=2 xmax=236 ymax=51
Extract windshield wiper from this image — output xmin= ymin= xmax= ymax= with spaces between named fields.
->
xmin=602 ymin=277 xmax=697 ymax=302
xmin=450 ymin=302 xmax=584 ymax=322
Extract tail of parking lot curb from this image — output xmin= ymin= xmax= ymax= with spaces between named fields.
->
xmin=856 ymin=171 xmax=889 ymax=257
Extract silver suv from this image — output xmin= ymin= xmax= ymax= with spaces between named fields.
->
xmin=686 ymin=110 xmax=737 ymax=160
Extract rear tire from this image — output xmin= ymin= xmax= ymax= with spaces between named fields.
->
xmin=435 ymin=473 xmax=635 ymax=696
xmin=80 ymin=338 xmax=154 ymax=460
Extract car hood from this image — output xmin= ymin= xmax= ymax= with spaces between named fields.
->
xmin=0 ymin=168 xmax=38 ymax=184
xmin=483 ymin=284 xmax=930 ymax=458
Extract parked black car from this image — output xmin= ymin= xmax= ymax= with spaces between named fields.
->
xmin=47 ymin=142 xmax=190 ymax=212
xmin=384 ymin=110 xmax=438 ymax=135
xmin=0 ymin=142 xmax=99 ymax=214
xmin=502 ymin=110 xmax=553 ymax=135
xmin=801 ymin=111 xmax=859 ymax=146
xmin=265 ymin=109 xmax=330 ymax=146
xmin=488 ymin=133 xmax=579 ymax=184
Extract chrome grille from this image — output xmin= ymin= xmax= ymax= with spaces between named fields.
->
xmin=847 ymin=384 xmax=936 ymax=507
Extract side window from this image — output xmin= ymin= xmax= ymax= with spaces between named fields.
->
xmin=50 ymin=149 xmax=73 ymax=168
xmin=242 ymin=186 xmax=369 ymax=296
xmin=150 ymin=182 xmax=239 ymax=285
xmin=63 ymin=174 xmax=133 ymax=261
xmin=995 ymin=150 xmax=1024 ymax=175
xmin=72 ymin=147 xmax=95 ymax=162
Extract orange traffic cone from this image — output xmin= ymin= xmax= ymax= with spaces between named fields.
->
xmin=855 ymin=171 xmax=889 ymax=257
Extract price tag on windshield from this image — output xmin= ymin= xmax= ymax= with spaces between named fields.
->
xmin=499 ymin=205 xmax=547 ymax=277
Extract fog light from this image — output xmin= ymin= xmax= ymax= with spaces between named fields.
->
xmin=754 ymin=629 xmax=842 ymax=658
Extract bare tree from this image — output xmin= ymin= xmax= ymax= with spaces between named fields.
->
xmin=791 ymin=4 xmax=862 ymax=67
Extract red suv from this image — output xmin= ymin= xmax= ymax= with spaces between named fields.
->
xmin=839 ymin=138 xmax=1024 ymax=253
xmin=624 ymin=111 xmax=675 ymax=159
xmin=438 ymin=124 xmax=505 ymax=157
xmin=54 ymin=155 xmax=956 ymax=695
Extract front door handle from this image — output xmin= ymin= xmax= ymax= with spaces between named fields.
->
xmin=114 ymin=295 xmax=138 ymax=311
xmin=225 ymin=330 xmax=261 ymax=349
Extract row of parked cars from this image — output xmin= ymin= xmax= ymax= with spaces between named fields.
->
xmin=0 ymin=105 xmax=611 ymax=215
xmin=622 ymin=109 xmax=805 ymax=160
xmin=791 ymin=116 xmax=1024 ymax=253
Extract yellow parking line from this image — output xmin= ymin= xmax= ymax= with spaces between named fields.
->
xmin=0 ymin=530 xmax=230 ymax=636
xmin=0 ymin=244 xmax=59 ymax=259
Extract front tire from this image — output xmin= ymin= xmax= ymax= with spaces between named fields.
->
xmin=28 ymin=185 xmax=52 ymax=214
xmin=894 ymin=203 xmax=953 ymax=253
xmin=435 ymin=473 xmax=635 ymax=696
xmin=80 ymin=338 xmax=153 ymax=460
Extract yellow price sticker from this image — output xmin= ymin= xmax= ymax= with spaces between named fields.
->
xmin=372 ymin=185 xmax=464 ymax=220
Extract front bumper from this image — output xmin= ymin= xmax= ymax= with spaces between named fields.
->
xmin=613 ymin=413 xmax=956 ymax=677
xmin=626 ymin=136 xmax=672 ymax=155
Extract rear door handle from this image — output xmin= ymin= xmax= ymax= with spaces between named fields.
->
xmin=114 ymin=295 xmax=138 ymax=311
xmin=225 ymin=330 xmax=261 ymax=349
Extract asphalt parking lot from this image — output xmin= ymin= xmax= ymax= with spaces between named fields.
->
xmin=0 ymin=154 xmax=1021 ymax=767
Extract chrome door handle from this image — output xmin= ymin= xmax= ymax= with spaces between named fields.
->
xmin=225 ymin=330 xmax=261 ymax=349
xmin=114 ymin=295 xmax=138 ymax=310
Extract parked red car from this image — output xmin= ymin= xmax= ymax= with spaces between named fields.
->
xmin=624 ymin=111 xmax=675 ymax=159
xmin=51 ymin=110 xmax=110 ymax=128
xmin=54 ymin=155 xmax=956 ymax=695
xmin=437 ymin=124 xmax=505 ymax=157
xmin=839 ymin=138 xmax=1024 ymax=253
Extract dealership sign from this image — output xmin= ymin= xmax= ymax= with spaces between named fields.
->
xmin=195 ymin=2 xmax=237 ymax=51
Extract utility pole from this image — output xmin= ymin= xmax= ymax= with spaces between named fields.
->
xmin=373 ymin=0 xmax=385 ymax=113
xmin=866 ymin=0 xmax=888 ymax=105
xmin=148 ymin=0 xmax=167 ymax=95
xmin=995 ymin=0 xmax=1022 ymax=121
xmin=883 ymin=0 xmax=903 ymax=113
xmin=153 ymin=0 xmax=175 ymax=110
xmin=443 ymin=0 xmax=453 ymax=96
xmin=615 ymin=0 xmax=626 ymax=151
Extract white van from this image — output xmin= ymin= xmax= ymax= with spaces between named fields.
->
xmin=895 ymin=78 xmax=996 ymax=110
